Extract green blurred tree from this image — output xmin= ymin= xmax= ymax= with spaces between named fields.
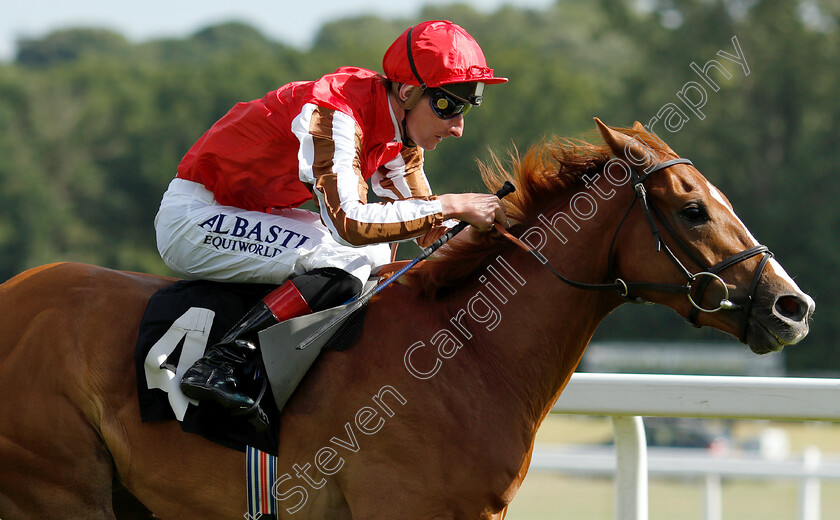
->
xmin=16 ymin=28 xmax=131 ymax=67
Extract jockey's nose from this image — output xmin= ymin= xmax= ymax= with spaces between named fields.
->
xmin=448 ymin=115 xmax=464 ymax=138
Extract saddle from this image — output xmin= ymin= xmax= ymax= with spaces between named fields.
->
xmin=134 ymin=279 xmax=364 ymax=454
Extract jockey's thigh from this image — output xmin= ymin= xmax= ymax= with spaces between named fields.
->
xmin=154 ymin=178 xmax=391 ymax=285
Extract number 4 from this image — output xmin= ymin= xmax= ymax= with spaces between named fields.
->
xmin=143 ymin=307 xmax=216 ymax=420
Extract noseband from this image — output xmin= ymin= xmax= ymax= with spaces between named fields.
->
xmin=500 ymin=157 xmax=773 ymax=343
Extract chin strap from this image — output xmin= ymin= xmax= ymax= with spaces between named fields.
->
xmin=398 ymin=24 xmax=426 ymax=149
xmin=400 ymin=116 xmax=416 ymax=148
xmin=397 ymin=85 xmax=423 ymax=148
xmin=404 ymin=26 xmax=427 ymax=90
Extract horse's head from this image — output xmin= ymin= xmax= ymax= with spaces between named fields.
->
xmin=596 ymin=118 xmax=814 ymax=354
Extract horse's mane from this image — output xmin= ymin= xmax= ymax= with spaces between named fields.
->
xmin=402 ymin=133 xmax=617 ymax=299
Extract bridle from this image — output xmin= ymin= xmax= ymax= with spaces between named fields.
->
xmin=498 ymin=157 xmax=773 ymax=343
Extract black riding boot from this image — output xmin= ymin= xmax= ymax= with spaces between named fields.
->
xmin=179 ymin=301 xmax=278 ymax=411
xmin=179 ymin=268 xmax=361 ymax=429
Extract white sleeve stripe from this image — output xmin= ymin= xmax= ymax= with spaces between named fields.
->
xmin=378 ymin=154 xmax=413 ymax=199
xmin=371 ymin=170 xmax=404 ymax=200
xmin=291 ymin=104 xmax=319 ymax=185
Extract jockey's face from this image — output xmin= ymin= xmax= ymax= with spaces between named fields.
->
xmin=404 ymin=91 xmax=465 ymax=150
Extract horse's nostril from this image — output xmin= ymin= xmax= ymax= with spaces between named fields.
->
xmin=775 ymin=295 xmax=807 ymax=322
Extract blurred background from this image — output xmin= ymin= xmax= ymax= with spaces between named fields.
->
xmin=2 ymin=1 xmax=838 ymax=517
xmin=2 ymin=0 xmax=836 ymax=372
xmin=4 ymin=0 xmax=834 ymax=374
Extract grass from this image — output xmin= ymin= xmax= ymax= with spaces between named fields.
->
xmin=508 ymin=475 xmax=840 ymax=520
xmin=505 ymin=414 xmax=840 ymax=519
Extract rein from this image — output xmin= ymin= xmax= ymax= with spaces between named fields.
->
xmin=495 ymin=157 xmax=773 ymax=343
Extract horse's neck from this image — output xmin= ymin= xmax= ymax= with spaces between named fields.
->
xmin=453 ymin=183 xmax=631 ymax=429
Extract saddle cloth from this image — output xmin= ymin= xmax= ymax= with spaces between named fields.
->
xmin=134 ymin=280 xmax=282 ymax=454
xmin=135 ymin=278 xmax=367 ymax=455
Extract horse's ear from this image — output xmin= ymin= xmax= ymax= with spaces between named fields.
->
xmin=594 ymin=117 xmax=657 ymax=170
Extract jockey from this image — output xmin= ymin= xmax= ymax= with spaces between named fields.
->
xmin=154 ymin=20 xmax=508 ymax=427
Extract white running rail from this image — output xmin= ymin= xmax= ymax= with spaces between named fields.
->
xmin=547 ymin=373 xmax=840 ymax=520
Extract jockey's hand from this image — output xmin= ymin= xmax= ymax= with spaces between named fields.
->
xmin=438 ymin=193 xmax=508 ymax=233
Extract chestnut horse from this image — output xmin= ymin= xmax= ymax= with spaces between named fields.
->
xmin=0 ymin=120 xmax=814 ymax=519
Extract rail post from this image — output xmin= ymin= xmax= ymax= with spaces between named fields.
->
xmin=799 ymin=446 xmax=821 ymax=520
xmin=612 ymin=415 xmax=648 ymax=520
xmin=703 ymin=473 xmax=722 ymax=520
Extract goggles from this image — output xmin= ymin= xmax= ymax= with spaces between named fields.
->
xmin=428 ymin=82 xmax=485 ymax=120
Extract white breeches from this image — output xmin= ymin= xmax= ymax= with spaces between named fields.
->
xmin=154 ymin=178 xmax=391 ymax=285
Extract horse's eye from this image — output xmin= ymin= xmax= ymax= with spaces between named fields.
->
xmin=681 ymin=203 xmax=708 ymax=224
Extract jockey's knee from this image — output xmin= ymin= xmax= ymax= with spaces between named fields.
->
xmin=290 ymin=268 xmax=362 ymax=312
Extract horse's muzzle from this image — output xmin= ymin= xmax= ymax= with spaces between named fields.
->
xmin=746 ymin=290 xmax=815 ymax=354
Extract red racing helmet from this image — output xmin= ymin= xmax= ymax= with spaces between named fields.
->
xmin=382 ymin=20 xmax=508 ymax=89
